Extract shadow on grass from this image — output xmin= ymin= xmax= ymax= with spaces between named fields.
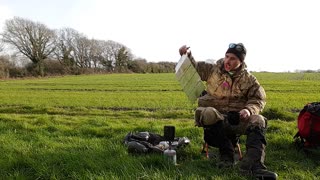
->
xmin=266 ymin=137 xmax=320 ymax=179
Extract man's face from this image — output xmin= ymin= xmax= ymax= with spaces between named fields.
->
xmin=224 ymin=53 xmax=242 ymax=72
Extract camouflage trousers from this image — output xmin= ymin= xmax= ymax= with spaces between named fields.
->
xmin=195 ymin=107 xmax=266 ymax=135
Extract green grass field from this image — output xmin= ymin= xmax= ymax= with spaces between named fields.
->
xmin=0 ymin=73 xmax=319 ymax=179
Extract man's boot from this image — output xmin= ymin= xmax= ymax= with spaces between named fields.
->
xmin=239 ymin=126 xmax=278 ymax=180
xmin=216 ymin=139 xmax=235 ymax=168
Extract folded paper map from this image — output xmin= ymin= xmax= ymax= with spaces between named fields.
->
xmin=175 ymin=55 xmax=205 ymax=103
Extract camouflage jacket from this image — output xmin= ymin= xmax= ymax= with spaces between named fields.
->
xmin=190 ymin=57 xmax=266 ymax=115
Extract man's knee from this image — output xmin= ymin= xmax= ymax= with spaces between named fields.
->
xmin=248 ymin=115 xmax=266 ymax=129
xmin=203 ymin=121 xmax=225 ymax=147
xmin=195 ymin=107 xmax=224 ymax=127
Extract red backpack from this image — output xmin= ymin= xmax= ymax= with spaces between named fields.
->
xmin=294 ymin=102 xmax=320 ymax=148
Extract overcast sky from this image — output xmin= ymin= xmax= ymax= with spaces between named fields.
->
xmin=0 ymin=0 xmax=319 ymax=72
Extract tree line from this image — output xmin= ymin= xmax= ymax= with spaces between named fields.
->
xmin=0 ymin=17 xmax=176 ymax=78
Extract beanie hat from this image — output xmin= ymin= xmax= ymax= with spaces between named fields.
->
xmin=225 ymin=43 xmax=247 ymax=62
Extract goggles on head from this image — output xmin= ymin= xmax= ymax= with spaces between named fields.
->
xmin=228 ymin=43 xmax=245 ymax=54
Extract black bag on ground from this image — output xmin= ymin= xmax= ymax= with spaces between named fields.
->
xmin=123 ymin=131 xmax=190 ymax=154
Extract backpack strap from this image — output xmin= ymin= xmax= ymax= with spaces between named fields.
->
xmin=294 ymin=132 xmax=306 ymax=150
xmin=293 ymin=132 xmax=300 ymax=139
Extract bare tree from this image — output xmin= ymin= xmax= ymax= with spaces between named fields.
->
xmin=89 ymin=39 xmax=114 ymax=70
xmin=98 ymin=40 xmax=118 ymax=72
xmin=0 ymin=41 xmax=3 ymax=53
xmin=102 ymin=40 xmax=133 ymax=72
xmin=1 ymin=17 xmax=56 ymax=76
xmin=115 ymin=47 xmax=131 ymax=72
xmin=53 ymin=28 xmax=134 ymax=73
xmin=72 ymin=34 xmax=92 ymax=68
xmin=54 ymin=28 xmax=97 ymax=73
xmin=54 ymin=28 xmax=78 ymax=73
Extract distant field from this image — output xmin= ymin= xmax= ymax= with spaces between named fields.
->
xmin=0 ymin=73 xmax=319 ymax=179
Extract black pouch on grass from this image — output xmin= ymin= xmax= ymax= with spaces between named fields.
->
xmin=123 ymin=131 xmax=165 ymax=154
xmin=123 ymin=132 xmax=165 ymax=146
xmin=123 ymin=131 xmax=190 ymax=154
